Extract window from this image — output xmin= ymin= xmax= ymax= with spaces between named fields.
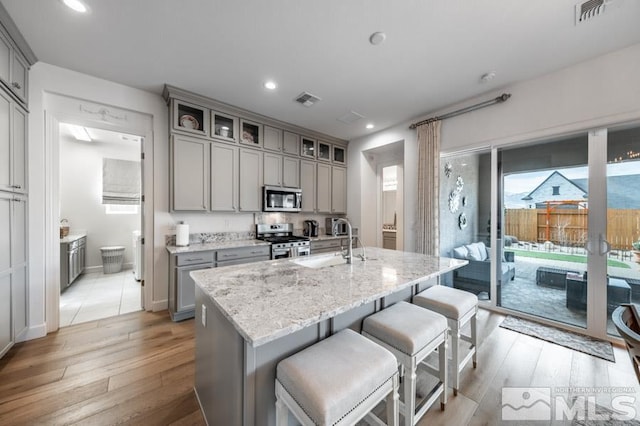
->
xmin=552 ymin=186 xmax=560 ymax=195
xmin=105 ymin=204 xmax=138 ymax=215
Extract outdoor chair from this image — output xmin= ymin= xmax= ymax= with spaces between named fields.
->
xmin=612 ymin=304 xmax=640 ymax=383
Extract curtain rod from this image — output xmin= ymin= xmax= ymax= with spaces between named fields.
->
xmin=409 ymin=93 xmax=511 ymax=129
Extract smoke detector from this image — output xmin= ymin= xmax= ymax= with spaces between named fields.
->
xmin=294 ymin=92 xmax=321 ymax=107
xmin=575 ymin=0 xmax=609 ymax=24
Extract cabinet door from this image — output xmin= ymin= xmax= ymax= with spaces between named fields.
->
xmin=283 ymin=131 xmax=299 ymax=156
xmin=0 ymin=31 xmax=10 ymax=87
xmin=0 ymin=194 xmax=9 ymax=273
xmin=12 ymin=265 xmax=26 ymax=340
xmin=300 ymin=160 xmax=316 ymax=213
xmin=331 ymin=166 xmax=347 ymax=214
xmin=0 ymin=90 xmax=10 ymax=192
xmin=176 ymin=265 xmax=209 ymax=313
xmin=263 ymin=153 xmax=282 ymax=186
xmin=211 ymin=143 xmax=238 ymax=211
xmin=12 ymin=105 xmax=26 ymax=192
xmin=317 ymin=163 xmax=331 ymax=213
xmin=317 ymin=141 xmax=331 ymax=162
xmin=333 ymin=145 xmax=347 ymax=165
xmin=11 ymin=197 xmax=25 ymax=266
xmin=11 ymin=53 xmax=27 ymax=103
xmin=172 ymin=136 xmax=209 ymax=211
xmin=239 ymin=149 xmax=263 ymax=211
xmin=283 ymin=157 xmax=299 ymax=188
xmin=263 ymin=126 xmax=282 ymax=152
xmin=0 ymin=273 xmax=11 ymax=357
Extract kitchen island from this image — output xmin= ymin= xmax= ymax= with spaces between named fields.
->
xmin=191 ymin=247 xmax=467 ymax=425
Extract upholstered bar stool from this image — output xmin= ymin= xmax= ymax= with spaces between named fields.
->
xmin=362 ymin=301 xmax=448 ymax=426
xmin=275 ymin=328 xmax=399 ymax=426
xmin=413 ymin=285 xmax=478 ymax=396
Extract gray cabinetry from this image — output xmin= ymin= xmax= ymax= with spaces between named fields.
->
xmin=211 ymin=143 xmax=238 ymax=211
xmin=310 ymin=239 xmax=342 ymax=254
xmin=0 ymin=89 xmax=26 ymax=194
xmin=282 ymin=131 xmax=299 ymax=156
xmin=216 ymin=245 xmax=270 ymax=267
xmin=300 ymin=160 xmax=316 ymax=213
xmin=316 ymin=163 xmax=331 ymax=213
xmin=0 ymin=31 xmax=9 ymax=86
xmin=0 ymin=27 xmax=29 ymax=105
xmin=263 ymin=152 xmax=282 ymax=186
xmin=383 ymin=231 xmax=397 ymax=250
xmin=169 ymin=246 xmax=270 ymax=321
xmin=239 ymin=148 xmax=263 ymax=211
xmin=60 ymin=235 xmax=86 ymax=292
xmin=171 ymin=135 xmax=209 ymax=211
xmin=263 ymin=125 xmax=283 ymax=152
xmin=282 ymin=156 xmax=299 ymax=188
xmin=331 ymin=166 xmax=347 ymax=214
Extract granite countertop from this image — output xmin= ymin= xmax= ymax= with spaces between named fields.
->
xmin=60 ymin=233 xmax=87 ymax=243
xmin=166 ymin=239 xmax=270 ymax=254
xmin=191 ymin=247 xmax=467 ymax=347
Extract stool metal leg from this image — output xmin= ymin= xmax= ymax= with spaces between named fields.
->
xmin=450 ymin=320 xmax=460 ymax=396
xmin=471 ymin=309 xmax=478 ymax=369
xmin=439 ymin=337 xmax=448 ymax=409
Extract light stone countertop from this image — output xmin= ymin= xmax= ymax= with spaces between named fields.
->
xmin=166 ymin=239 xmax=270 ymax=254
xmin=60 ymin=233 xmax=87 ymax=244
xmin=191 ymin=247 xmax=468 ymax=347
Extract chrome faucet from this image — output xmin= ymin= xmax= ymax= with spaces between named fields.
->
xmin=334 ymin=218 xmax=353 ymax=264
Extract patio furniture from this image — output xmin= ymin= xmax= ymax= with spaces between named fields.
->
xmin=611 ymin=304 xmax=640 ymax=383
xmin=622 ymin=277 xmax=640 ymax=303
xmin=566 ymin=274 xmax=631 ymax=312
xmin=536 ymin=266 xmax=578 ymax=289
xmin=451 ymin=242 xmax=515 ymax=300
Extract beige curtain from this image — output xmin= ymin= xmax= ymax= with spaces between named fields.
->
xmin=416 ymin=120 xmax=441 ymax=255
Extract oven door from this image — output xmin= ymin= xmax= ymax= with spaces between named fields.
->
xmin=272 ymin=247 xmax=294 ymax=259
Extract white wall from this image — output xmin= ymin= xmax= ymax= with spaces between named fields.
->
xmin=59 ymin=134 xmax=140 ymax=268
xmin=348 ymin=43 xmax=640 ymax=253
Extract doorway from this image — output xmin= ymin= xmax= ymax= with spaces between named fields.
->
xmin=381 ymin=165 xmax=403 ymax=250
xmin=58 ymin=124 xmax=144 ymax=326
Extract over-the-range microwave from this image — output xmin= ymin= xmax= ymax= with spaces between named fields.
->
xmin=262 ymin=186 xmax=302 ymax=212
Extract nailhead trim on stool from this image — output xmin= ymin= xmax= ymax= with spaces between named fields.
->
xmin=362 ymin=301 xmax=449 ymax=426
xmin=275 ymin=329 xmax=400 ymax=426
xmin=413 ymin=285 xmax=478 ymax=397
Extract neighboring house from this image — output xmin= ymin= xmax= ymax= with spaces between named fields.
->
xmin=573 ymin=175 xmax=640 ymax=209
xmin=521 ymin=171 xmax=588 ymax=209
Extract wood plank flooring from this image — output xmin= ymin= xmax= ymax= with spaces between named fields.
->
xmin=0 ymin=309 xmax=638 ymax=425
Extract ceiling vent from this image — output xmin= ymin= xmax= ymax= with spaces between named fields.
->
xmin=337 ymin=110 xmax=365 ymax=124
xmin=294 ymin=92 xmax=321 ymax=107
xmin=575 ymin=0 xmax=608 ymax=24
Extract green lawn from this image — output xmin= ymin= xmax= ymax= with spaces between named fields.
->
xmin=507 ymin=248 xmax=631 ymax=269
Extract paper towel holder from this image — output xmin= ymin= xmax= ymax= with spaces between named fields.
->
xmin=176 ymin=221 xmax=190 ymax=247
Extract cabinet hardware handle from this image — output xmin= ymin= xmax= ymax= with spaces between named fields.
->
xmin=250 ymin=250 xmax=264 ymax=254
xmin=185 ymin=258 xmax=204 ymax=262
xmin=12 ymin=185 xmax=21 ymax=189
xmin=12 ymin=82 xmax=21 ymax=89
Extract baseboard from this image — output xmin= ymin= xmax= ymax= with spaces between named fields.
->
xmin=152 ymin=299 xmax=168 ymax=312
xmin=19 ymin=323 xmax=47 ymax=341
xmin=83 ymin=263 xmax=134 ymax=274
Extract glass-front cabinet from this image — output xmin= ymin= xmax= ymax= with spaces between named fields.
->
xmin=173 ymin=100 xmax=208 ymax=136
xmin=317 ymin=140 xmax=331 ymax=162
xmin=301 ymin=137 xmax=316 ymax=158
xmin=333 ymin=145 xmax=346 ymax=165
xmin=211 ymin=110 xmax=238 ymax=143
xmin=240 ymin=119 xmax=263 ymax=148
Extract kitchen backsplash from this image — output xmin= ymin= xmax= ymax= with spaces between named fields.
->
xmin=165 ymin=231 xmax=255 ymax=246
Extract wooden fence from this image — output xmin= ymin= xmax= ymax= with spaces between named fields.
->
xmin=504 ymin=209 xmax=640 ymax=250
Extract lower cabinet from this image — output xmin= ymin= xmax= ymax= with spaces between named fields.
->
xmin=0 ymin=273 xmax=11 ymax=357
xmin=383 ymin=231 xmax=397 ymax=250
xmin=310 ymin=237 xmax=358 ymax=255
xmin=169 ymin=245 xmax=271 ymax=321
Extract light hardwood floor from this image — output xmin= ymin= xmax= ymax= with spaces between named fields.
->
xmin=0 ymin=309 xmax=637 ymax=425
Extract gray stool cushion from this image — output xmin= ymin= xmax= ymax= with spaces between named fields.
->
xmin=363 ymin=301 xmax=448 ymax=356
xmin=276 ymin=328 xmax=397 ymax=425
xmin=413 ymin=285 xmax=478 ymax=320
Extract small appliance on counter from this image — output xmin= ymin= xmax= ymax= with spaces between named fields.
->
xmin=303 ymin=220 xmax=319 ymax=237
xmin=326 ymin=218 xmax=348 ymax=236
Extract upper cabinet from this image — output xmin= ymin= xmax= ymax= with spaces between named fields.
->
xmin=211 ymin=110 xmax=239 ymax=143
xmin=301 ymin=136 xmax=316 ymax=159
xmin=0 ymin=90 xmax=26 ymax=194
xmin=171 ymin=135 xmax=209 ymax=211
xmin=282 ymin=131 xmax=299 ymax=156
xmin=240 ymin=119 xmax=263 ymax=148
xmin=173 ymin=100 xmax=208 ymax=137
xmin=317 ymin=141 xmax=331 ymax=162
xmin=333 ymin=145 xmax=347 ymax=166
xmin=0 ymin=27 xmax=32 ymax=107
xmin=263 ymin=125 xmax=283 ymax=152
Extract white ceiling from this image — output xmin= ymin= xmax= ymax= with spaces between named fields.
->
xmin=3 ymin=0 xmax=640 ymax=141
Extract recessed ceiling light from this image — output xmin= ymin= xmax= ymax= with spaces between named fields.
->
xmin=369 ymin=32 xmax=386 ymax=46
xmin=264 ymin=81 xmax=277 ymax=90
xmin=61 ymin=0 xmax=88 ymax=13
xmin=366 ymin=123 xmax=374 ymax=129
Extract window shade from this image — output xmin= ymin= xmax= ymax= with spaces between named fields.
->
xmin=102 ymin=158 xmax=140 ymax=205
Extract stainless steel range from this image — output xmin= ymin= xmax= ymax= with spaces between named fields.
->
xmin=256 ymin=223 xmax=310 ymax=259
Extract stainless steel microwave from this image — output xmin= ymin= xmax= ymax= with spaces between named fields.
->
xmin=263 ymin=186 xmax=302 ymax=212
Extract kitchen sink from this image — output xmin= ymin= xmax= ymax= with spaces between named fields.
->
xmin=290 ymin=254 xmax=347 ymax=269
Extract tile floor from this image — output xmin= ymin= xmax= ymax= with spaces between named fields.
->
xmin=59 ymin=269 xmax=142 ymax=327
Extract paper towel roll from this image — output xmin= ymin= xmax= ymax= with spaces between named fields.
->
xmin=176 ymin=223 xmax=189 ymax=246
